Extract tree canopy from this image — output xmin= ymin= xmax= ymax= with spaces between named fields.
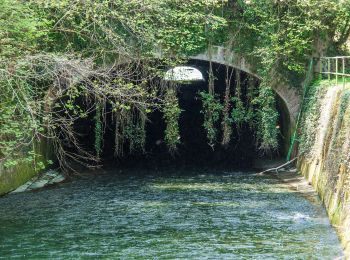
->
xmin=0 ymin=0 xmax=349 ymax=171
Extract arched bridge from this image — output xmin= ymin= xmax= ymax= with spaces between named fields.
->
xmin=189 ymin=45 xmax=301 ymax=126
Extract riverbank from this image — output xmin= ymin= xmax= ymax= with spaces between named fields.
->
xmin=264 ymin=170 xmax=318 ymax=201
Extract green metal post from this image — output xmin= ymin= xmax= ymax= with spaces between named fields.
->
xmin=336 ymin=58 xmax=338 ymax=86
xmin=343 ymin=58 xmax=346 ymax=89
xmin=328 ymin=58 xmax=331 ymax=82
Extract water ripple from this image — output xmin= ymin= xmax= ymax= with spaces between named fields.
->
xmin=0 ymin=170 xmax=343 ymax=259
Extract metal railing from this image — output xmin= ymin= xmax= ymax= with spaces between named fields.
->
xmin=287 ymin=56 xmax=350 ymax=161
xmin=318 ymin=56 xmax=350 ymax=87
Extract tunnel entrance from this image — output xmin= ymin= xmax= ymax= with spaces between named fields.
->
xmin=70 ymin=60 xmax=289 ymax=170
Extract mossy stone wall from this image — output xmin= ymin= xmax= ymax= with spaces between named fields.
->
xmin=0 ymin=139 xmax=53 ymax=196
xmin=298 ymin=82 xmax=350 ymax=257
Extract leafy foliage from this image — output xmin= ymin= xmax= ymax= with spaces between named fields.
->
xmin=254 ymin=84 xmax=279 ymax=152
xmin=0 ymin=0 xmax=50 ymax=59
xmin=162 ymin=88 xmax=182 ymax=154
xmin=299 ymin=80 xmax=328 ymax=156
xmin=230 ymin=96 xmax=247 ymax=127
xmin=0 ymin=101 xmax=38 ymax=168
xmin=0 ymin=0 xmax=227 ymax=171
xmin=94 ymin=102 xmax=103 ymax=159
xmin=230 ymin=0 xmax=350 ymax=76
xmin=199 ymin=91 xmax=223 ymax=148
xmin=1 ymin=0 xmax=350 ymax=172
xmin=32 ymin=0 xmax=227 ymax=58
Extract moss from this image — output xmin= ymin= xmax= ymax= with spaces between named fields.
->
xmin=0 ymin=139 xmax=53 ymax=196
xmin=298 ymin=81 xmax=350 ymax=256
xmin=0 ymin=162 xmax=40 ymax=195
xmin=298 ymin=80 xmax=328 ymax=156
xmin=330 ymin=203 xmax=342 ymax=226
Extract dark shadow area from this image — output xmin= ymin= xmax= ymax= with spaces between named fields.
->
xmin=275 ymin=94 xmax=291 ymax=157
xmin=68 ymin=60 xmax=290 ymax=171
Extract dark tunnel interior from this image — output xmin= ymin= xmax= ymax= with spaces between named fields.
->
xmin=71 ymin=60 xmax=290 ymax=170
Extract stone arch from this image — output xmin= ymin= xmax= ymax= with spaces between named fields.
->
xmin=190 ymin=45 xmax=301 ymax=126
xmin=190 ymin=45 xmax=259 ymax=79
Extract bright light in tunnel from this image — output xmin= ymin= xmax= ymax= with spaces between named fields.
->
xmin=164 ymin=66 xmax=204 ymax=82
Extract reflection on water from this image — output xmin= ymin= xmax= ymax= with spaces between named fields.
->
xmin=0 ymin=169 xmax=343 ymax=259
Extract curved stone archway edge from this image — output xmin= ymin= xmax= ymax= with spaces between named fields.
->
xmin=272 ymin=78 xmax=301 ymax=126
xmin=189 ymin=45 xmax=301 ymax=125
xmin=190 ymin=45 xmax=260 ymax=79
xmin=156 ymin=45 xmax=301 ymax=125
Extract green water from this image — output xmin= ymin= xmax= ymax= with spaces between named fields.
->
xmin=0 ymin=169 xmax=343 ymax=259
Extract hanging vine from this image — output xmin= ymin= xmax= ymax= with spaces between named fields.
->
xmin=113 ymin=106 xmax=147 ymax=157
xmin=162 ymin=86 xmax=182 ymax=154
xmin=254 ymin=80 xmax=279 ymax=152
xmin=94 ymin=101 xmax=104 ymax=159
xmin=221 ymin=65 xmax=234 ymax=146
xmin=125 ymin=108 xmax=147 ymax=153
xmin=246 ymin=76 xmax=258 ymax=130
xmin=199 ymin=91 xmax=223 ymax=149
xmin=114 ymin=111 xmax=123 ymax=158
xmin=200 ymin=44 xmax=223 ymax=149
xmin=208 ymin=60 xmax=215 ymax=95
xmin=231 ymin=70 xmax=247 ymax=129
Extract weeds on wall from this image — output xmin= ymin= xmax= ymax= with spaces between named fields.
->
xmin=299 ymin=80 xmax=328 ymax=157
xmin=298 ymin=79 xmax=350 ymax=190
xmin=324 ymin=89 xmax=350 ymax=185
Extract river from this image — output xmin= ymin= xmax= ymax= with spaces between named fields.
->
xmin=0 ymin=168 xmax=343 ymax=259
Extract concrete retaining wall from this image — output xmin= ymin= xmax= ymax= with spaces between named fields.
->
xmin=298 ymin=83 xmax=350 ymax=257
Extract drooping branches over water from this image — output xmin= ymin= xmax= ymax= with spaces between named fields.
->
xmin=1 ymin=0 xmax=349 ymax=172
xmin=162 ymin=84 xmax=182 ymax=154
xmin=199 ymin=90 xmax=223 ymax=150
xmin=0 ymin=55 xmax=158 ymax=171
xmin=0 ymin=0 xmax=227 ymax=172
xmin=199 ymin=67 xmax=278 ymax=153
xmin=199 ymin=56 xmax=224 ymax=149
xmin=221 ymin=65 xmax=234 ymax=147
xmin=113 ymin=105 xmax=147 ymax=158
